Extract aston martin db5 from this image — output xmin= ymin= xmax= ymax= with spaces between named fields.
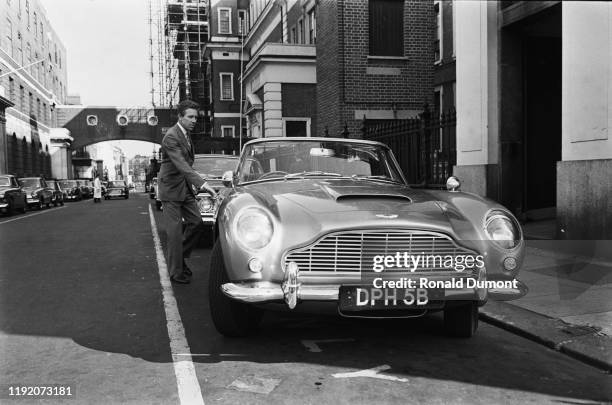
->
xmin=209 ymin=138 xmax=527 ymax=338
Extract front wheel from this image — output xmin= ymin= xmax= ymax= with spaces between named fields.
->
xmin=209 ymin=241 xmax=263 ymax=337
xmin=444 ymin=301 xmax=479 ymax=338
xmin=21 ymin=197 xmax=27 ymax=213
xmin=155 ymin=200 xmax=162 ymax=211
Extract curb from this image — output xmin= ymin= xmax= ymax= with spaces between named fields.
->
xmin=480 ymin=301 xmax=612 ymax=373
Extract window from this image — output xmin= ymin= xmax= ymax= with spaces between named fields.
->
xmin=298 ymin=18 xmax=304 ymax=44
xmin=308 ymin=9 xmax=316 ymax=44
xmin=25 ymin=0 xmax=29 ymax=29
xmin=33 ymin=12 xmax=37 ymax=36
xmin=238 ymin=9 xmax=247 ymax=35
xmin=219 ymin=73 xmax=233 ymax=100
xmin=9 ymin=77 xmax=15 ymax=101
xmin=218 ymin=8 xmax=231 ymax=34
xmin=19 ymin=85 xmax=24 ymax=111
xmin=221 ymin=126 xmax=235 ymax=138
xmin=290 ymin=26 xmax=296 ymax=44
xmin=5 ymin=18 xmax=12 ymax=55
xmin=434 ymin=1 xmax=442 ymax=63
xmin=17 ymin=32 xmax=23 ymax=64
xmin=40 ymin=22 xmax=43 ymax=39
xmin=369 ymin=0 xmax=404 ymax=56
xmin=26 ymin=42 xmax=31 ymax=73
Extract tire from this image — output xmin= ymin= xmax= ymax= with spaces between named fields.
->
xmin=444 ymin=301 xmax=479 ymax=338
xmin=21 ymin=197 xmax=27 ymax=213
xmin=53 ymin=198 xmax=58 ymax=207
xmin=6 ymin=200 xmax=14 ymax=216
xmin=60 ymin=199 xmax=64 ymax=206
xmin=155 ymin=200 xmax=162 ymax=211
xmin=209 ymin=241 xmax=263 ymax=337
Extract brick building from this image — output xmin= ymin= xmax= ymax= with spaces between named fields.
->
xmin=204 ymin=0 xmax=248 ymax=151
xmin=317 ymin=0 xmax=434 ymax=138
xmin=214 ymin=0 xmax=434 ymax=140
xmin=0 ymin=0 xmax=68 ymax=177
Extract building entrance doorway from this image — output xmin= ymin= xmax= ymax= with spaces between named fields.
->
xmin=523 ymin=36 xmax=561 ymax=218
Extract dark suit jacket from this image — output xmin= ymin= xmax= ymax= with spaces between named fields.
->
xmin=158 ymin=123 xmax=205 ymax=201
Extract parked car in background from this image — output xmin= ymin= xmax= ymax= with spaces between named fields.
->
xmin=0 ymin=175 xmax=27 ymax=215
xmin=149 ymin=177 xmax=157 ymax=199
xmin=105 ymin=180 xmax=129 ymax=199
xmin=76 ymin=180 xmax=91 ymax=199
xmin=192 ymin=154 xmax=239 ymax=226
xmin=59 ymin=180 xmax=82 ymax=201
xmin=18 ymin=177 xmax=54 ymax=209
xmin=46 ymin=180 xmax=65 ymax=206
xmin=208 ymin=138 xmax=526 ymax=338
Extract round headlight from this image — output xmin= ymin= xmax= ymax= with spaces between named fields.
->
xmin=235 ymin=207 xmax=273 ymax=250
xmin=197 ymin=195 xmax=213 ymax=212
xmin=485 ymin=211 xmax=520 ymax=249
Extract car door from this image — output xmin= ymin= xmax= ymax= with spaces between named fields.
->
xmin=11 ymin=177 xmax=25 ymax=209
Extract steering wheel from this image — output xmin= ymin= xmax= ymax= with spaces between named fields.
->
xmin=258 ymin=171 xmax=288 ymax=179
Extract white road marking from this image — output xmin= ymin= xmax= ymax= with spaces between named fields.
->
xmin=0 ymin=206 xmax=66 ymax=225
xmin=332 ymin=365 xmax=409 ymax=383
xmin=148 ymin=205 xmax=205 ymax=405
xmin=301 ymin=338 xmax=355 ymax=352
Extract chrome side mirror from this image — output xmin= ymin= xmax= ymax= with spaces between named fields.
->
xmin=446 ymin=176 xmax=461 ymax=192
xmin=222 ymin=170 xmax=234 ymax=187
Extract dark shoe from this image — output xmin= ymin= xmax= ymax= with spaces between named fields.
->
xmin=170 ymin=273 xmax=190 ymax=284
xmin=183 ymin=261 xmax=192 ymax=276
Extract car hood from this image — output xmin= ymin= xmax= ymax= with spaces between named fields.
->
xmin=20 ymin=186 xmax=40 ymax=192
xmin=238 ymin=179 xmax=467 ymax=238
xmin=197 ymin=174 xmax=227 ymax=192
xmin=0 ymin=186 xmax=17 ymax=194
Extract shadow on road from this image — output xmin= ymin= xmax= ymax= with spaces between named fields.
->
xmin=0 ymin=198 xmax=609 ymax=403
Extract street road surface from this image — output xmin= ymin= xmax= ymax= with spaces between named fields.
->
xmin=1 ymin=194 xmax=610 ymax=404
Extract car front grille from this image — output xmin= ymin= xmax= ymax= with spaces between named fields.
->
xmin=283 ymin=230 xmax=478 ymax=273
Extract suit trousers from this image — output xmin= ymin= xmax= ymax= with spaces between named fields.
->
xmin=162 ymin=193 xmax=204 ymax=277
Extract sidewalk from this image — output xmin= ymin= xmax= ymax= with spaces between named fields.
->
xmin=480 ymin=239 xmax=612 ymax=372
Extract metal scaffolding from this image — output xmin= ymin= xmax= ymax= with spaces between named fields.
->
xmin=148 ymin=0 xmax=209 ymax=114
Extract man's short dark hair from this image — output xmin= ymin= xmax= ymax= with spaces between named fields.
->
xmin=177 ymin=99 xmax=200 ymax=117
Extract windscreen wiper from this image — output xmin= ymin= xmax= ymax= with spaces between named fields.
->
xmin=285 ymin=171 xmax=343 ymax=178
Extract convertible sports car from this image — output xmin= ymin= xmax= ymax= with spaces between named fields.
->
xmin=209 ymin=138 xmax=527 ymax=338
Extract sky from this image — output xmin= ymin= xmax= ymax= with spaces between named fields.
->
xmin=40 ymin=0 xmax=158 ymax=156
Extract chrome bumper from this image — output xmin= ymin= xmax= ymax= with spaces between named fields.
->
xmin=0 ymin=202 xmax=8 ymax=209
xmin=200 ymin=215 xmax=214 ymax=224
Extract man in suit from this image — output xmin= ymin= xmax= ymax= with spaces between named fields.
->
xmin=159 ymin=99 xmax=217 ymax=284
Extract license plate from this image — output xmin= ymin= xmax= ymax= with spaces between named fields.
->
xmin=339 ymin=286 xmax=444 ymax=311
